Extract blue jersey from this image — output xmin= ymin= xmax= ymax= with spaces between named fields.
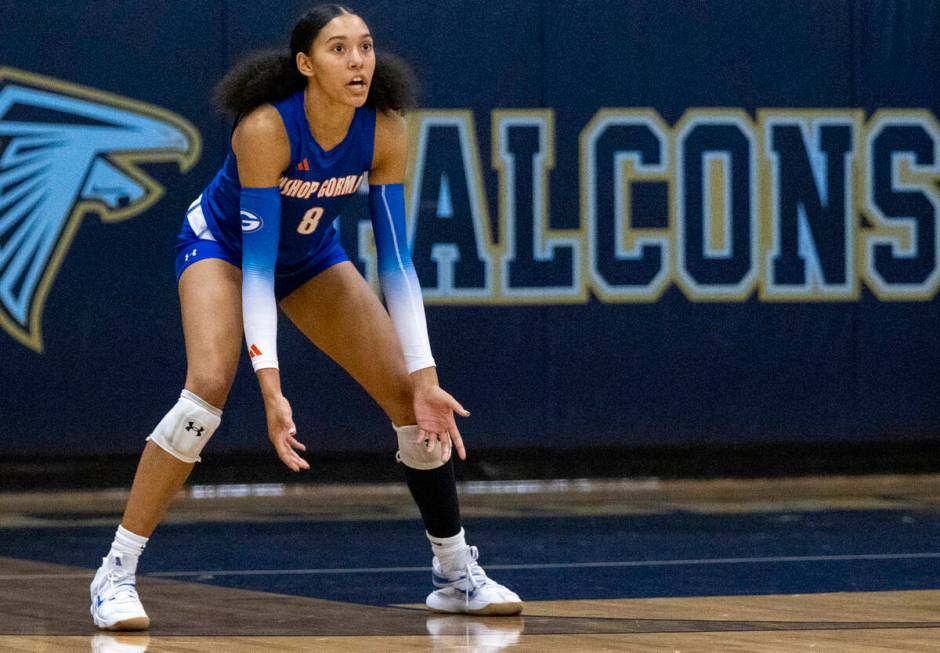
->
xmin=199 ymin=90 xmax=376 ymax=270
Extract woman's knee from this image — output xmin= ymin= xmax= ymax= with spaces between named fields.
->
xmin=183 ymin=370 xmax=234 ymax=409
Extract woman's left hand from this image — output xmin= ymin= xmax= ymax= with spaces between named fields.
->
xmin=413 ymin=382 xmax=470 ymax=463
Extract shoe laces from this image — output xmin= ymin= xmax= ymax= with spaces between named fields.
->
xmin=104 ymin=567 xmax=139 ymax=603
xmin=461 ymin=546 xmax=491 ymax=606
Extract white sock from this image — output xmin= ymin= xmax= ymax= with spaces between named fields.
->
xmin=427 ymin=527 xmax=468 ymax=573
xmin=106 ymin=525 xmax=148 ymax=574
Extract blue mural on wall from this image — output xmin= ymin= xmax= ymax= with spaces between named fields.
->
xmin=1 ymin=1 xmax=938 ymax=455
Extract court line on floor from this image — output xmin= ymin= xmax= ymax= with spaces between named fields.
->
xmin=2 ymin=551 xmax=939 ymax=580
xmin=148 ymin=551 xmax=940 ymax=576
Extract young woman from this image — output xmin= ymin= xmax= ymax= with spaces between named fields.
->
xmin=89 ymin=4 xmax=521 ymax=630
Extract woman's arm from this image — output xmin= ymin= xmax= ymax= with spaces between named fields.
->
xmin=369 ymin=111 xmax=435 ymax=374
xmin=370 ymin=111 xmax=469 ymax=461
xmin=232 ymin=106 xmax=309 ymax=471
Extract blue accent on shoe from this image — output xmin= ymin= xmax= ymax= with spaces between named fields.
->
xmin=457 ymin=584 xmax=479 ymax=599
xmin=431 ymin=571 xmax=481 ymax=599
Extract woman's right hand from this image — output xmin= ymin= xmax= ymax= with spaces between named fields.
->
xmin=265 ymin=394 xmax=309 ymax=472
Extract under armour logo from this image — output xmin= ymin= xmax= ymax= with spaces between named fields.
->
xmin=184 ymin=248 xmax=198 ymax=262
xmin=185 ymin=421 xmax=205 ymax=437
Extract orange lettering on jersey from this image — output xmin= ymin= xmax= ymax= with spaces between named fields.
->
xmin=318 ymin=177 xmax=337 ymax=198
xmin=278 ymin=174 xmax=363 ymax=198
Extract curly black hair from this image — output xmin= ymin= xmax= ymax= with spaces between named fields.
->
xmin=213 ymin=4 xmax=417 ymax=117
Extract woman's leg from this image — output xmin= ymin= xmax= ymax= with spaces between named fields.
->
xmin=280 ymin=261 xmax=415 ymax=425
xmin=121 ymin=259 xmax=244 ymax=536
xmin=91 ymin=259 xmax=244 ymax=631
xmin=281 ymin=262 xmax=463 ymax=531
xmin=281 ymin=262 xmax=522 ymax=615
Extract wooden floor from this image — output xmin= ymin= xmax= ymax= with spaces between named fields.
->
xmin=3 ymin=578 xmax=938 ymax=651
xmin=1 ymin=475 xmax=939 ymax=651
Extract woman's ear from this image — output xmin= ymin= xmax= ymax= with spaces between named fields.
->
xmin=296 ymin=52 xmax=315 ymax=79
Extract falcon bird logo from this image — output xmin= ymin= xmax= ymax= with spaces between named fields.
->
xmin=0 ymin=67 xmax=200 ymax=352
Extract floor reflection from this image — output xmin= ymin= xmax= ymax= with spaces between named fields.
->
xmin=426 ymin=614 xmax=524 ymax=651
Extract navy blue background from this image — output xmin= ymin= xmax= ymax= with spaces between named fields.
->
xmin=1 ymin=1 xmax=939 ymax=455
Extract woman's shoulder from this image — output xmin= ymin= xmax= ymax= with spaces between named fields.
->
xmin=370 ymin=110 xmax=407 ymax=180
xmin=232 ymin=104 xmax=291 ymax=178
xmin=373 ymin=110 xmax=406 ymax=158
xmin=374 ymin=109 xmax=406 ymax=140
xmin=234 ymin=104 xmax=288 ymax=144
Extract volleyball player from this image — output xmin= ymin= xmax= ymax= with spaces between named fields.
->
xmin=90 ymin=4 xmax=521 ymax=630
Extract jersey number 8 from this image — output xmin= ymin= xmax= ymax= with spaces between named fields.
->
xmin=298 ymin=206 xmax=324 ymax=235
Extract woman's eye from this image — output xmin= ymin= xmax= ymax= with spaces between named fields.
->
xmin=362 ymin=42 xmax=372 ymax=51
xmin=334 ymin=45 xmax=344 ymax=53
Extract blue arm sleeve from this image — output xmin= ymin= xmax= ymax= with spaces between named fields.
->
xmin=240 ymin=186 xmax=281 ymax=371
xmin=369 ymin=183 xmax=435 ymax=373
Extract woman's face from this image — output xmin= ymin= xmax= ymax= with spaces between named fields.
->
xmin=304 ymin=13 xmax=375 ymax=107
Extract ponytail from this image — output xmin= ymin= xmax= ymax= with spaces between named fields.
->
xmin=213 ymin=49 xmax=306 ymax=117
xmin=367 ymin=51 xmax=419 ymax=114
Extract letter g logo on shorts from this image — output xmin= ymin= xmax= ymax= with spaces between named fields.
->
xmin=240 ymin=210 xmax=263 ymax=233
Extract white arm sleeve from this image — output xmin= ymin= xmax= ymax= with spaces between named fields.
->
xmin=370 ymin=184 xmax=435 ymax=373
xmin=240 ymin=186 xmax=281 ymax=371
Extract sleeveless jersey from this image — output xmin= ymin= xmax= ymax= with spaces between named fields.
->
xmin=199 ymin=91 xmax=376 ymax=270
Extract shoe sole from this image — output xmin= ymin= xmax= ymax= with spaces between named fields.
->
xmin=429 ymin=601 xmax=523 ymax=616
xmin=106 ymin=615 xmax=150 ymax=631
xmin=92 ymin=613 xmax=150 ymax=631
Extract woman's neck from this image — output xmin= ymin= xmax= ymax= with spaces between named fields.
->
xmin=304 ymin=86 xmax=355 ymax=151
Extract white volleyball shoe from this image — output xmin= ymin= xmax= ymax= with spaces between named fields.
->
xmin=426 ymin=546 xmax=523 ymax=615
xmin=89 ymin=553 xmax=150 ymax=631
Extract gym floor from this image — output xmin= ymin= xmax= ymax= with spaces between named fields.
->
xmin=1 ymin=474 xmax=938 ymax=651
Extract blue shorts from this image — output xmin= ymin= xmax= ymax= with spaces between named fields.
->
xmin=174 ymin=197 xmax=349 ymax=301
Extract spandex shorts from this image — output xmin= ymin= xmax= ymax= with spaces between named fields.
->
xmin=174 ymin=196 xmax=349 ymax=301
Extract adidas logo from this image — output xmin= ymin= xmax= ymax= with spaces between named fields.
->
xmin=296 ymin=158 xmax=310 ymax=171
xmin=248 ymin=344 xmax=263 ymax=358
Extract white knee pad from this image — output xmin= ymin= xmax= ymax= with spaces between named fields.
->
xmin=395 ymin=424 xmax=445 ymax=470
xmin=146 ymin=389 xmax=222 ymax=463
